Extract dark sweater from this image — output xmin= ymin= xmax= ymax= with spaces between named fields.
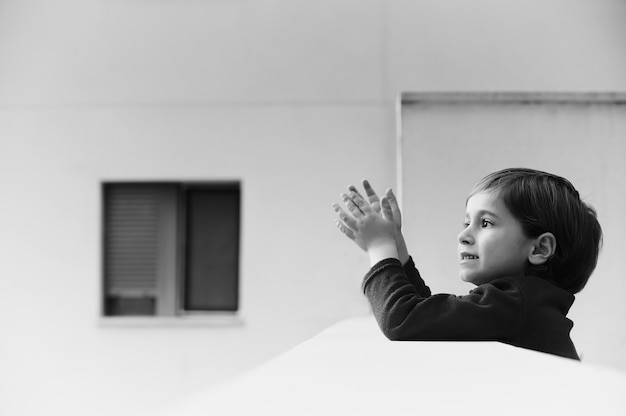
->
xmin=362 ymin=257 xmax=579 ymax=360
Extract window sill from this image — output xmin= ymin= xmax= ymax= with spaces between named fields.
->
xmin=98 ymin=313 xmax=245 ymax=328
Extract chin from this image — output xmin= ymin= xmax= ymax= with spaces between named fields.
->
xmin=460 ymin=273 xmax=484 ymax=286
xmin=460 ymin=274 xmax=474 ymax=284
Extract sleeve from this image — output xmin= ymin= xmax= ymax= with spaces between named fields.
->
xmin=401 ymin=256 xmax=431 ymax=297
xmin=361 ymin=258 xmax=524 ymax=343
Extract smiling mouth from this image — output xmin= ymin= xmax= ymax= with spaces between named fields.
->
xmin=460 ymin=254 xmax=479 ymax=260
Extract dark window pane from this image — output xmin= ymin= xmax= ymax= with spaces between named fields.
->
xmin=184 ymin=185 xmax=240 ymax=311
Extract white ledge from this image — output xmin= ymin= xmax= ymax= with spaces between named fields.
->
xmin=158 ymin=316 xmax=626 ymax=416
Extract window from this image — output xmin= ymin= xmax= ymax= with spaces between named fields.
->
xmin=102 ymin=182 xmax=241 ymax=317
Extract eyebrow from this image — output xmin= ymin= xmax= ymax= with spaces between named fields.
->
xmin=465 ymin=209 xmax=501 ymax=219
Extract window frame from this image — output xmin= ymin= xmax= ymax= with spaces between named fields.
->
xmin=99 ymin=180 xmax=244 ymax=326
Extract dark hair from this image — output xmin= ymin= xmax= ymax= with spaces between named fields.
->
xmin=469 ymin=168 xmax=602 ymax=294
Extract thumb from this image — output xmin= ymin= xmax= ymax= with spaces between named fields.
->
xmin=386 ymin=189 xmax=402 ymax=227
xmin=380 ymin=196 xmax=394 ymax=222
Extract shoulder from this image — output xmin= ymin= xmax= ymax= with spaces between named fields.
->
xmin=504 ymin=275 xmax=575 ymax=313
xmin=472 ymin=275 xmax=575 ymax=314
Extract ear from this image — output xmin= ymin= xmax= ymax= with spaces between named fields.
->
xmin=528 ymin=232 xmax=556 ymax=265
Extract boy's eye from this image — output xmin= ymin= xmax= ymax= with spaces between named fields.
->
xmin=481 ymin=219 xmax=493 ymax=228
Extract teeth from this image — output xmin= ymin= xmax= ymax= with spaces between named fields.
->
xmin=462 ymin=255 xmax=478 ymax=260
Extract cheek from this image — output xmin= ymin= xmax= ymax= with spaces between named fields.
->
xmin=494 ymin=239 xmax=530 ymax=266
xmin=482 ymin=235 xmax=526 ymax=264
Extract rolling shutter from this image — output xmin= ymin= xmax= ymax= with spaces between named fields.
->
xmin=104 ymin=184 xmax=160 ymax=298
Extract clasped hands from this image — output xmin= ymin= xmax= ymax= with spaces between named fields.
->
xmin=333 ymin=180 xmax=404 ymax=266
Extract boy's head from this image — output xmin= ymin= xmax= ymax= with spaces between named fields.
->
xmin=466 ymin=168 xmax=602 ymax=294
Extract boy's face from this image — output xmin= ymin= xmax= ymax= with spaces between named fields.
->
xmin=458 ymin=191 xmax=535 ymax=286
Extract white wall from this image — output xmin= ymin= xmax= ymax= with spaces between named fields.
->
xmin=400 ymin=95 xmax=626 ymax=370
xmin=1 ymin=1 xmax=625 ymax=415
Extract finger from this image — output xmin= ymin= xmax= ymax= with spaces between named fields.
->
xmin=332 ymin=203 xmax=357 ymax=231
xmin=341 ymin=193 xmax=365 ymax=216
xmin=347 ymin=184 xmax=361 ymax=195
xmin=380 ymin=196 xmax=394 ymax=222
xmin=348 ymin=184 xmax=374 ymax=206
xmin=362 ymin=179 xmax=381 ymax=213
xmin=348 ymin=184 xmax=377 ymax=212
xmin=335 ymin=219 xmax=356 ymax=240
xmin=385 ymin=188 xmax=402 ymax=227
xmin=347 ymin=190 xmax=374 ymax=215
xmin=385 ymin=188 xmax=400 ymax=212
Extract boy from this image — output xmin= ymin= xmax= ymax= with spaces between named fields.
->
xmin=333 ymin=168 xmax=602 ymax=359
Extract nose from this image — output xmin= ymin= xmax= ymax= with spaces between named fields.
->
xmin=458 ymin=226 xmax=473 ymax=245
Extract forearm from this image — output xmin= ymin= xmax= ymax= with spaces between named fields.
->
xmin=362 ymin=258 xmax=425 ymax=340
xmin=367 ymin=237 xmax=399 ymax=267
xmin=402 ymin=256 xmax=432 ymax=297
xmin=396 ymin=232 xmax=410 ymax=266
